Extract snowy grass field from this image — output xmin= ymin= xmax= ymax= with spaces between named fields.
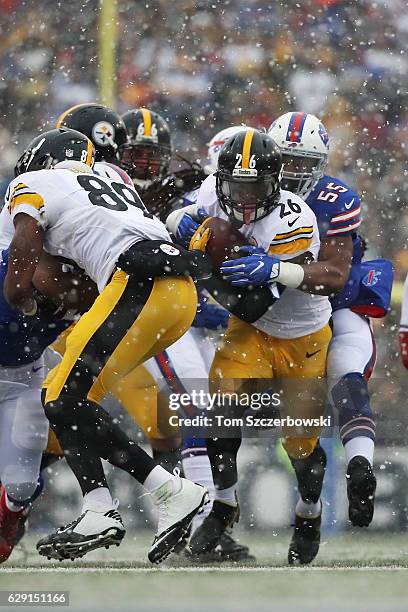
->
xmin=2 ymin=533 xmax=408 ymax=612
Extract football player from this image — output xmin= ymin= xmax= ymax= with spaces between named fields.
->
xmin=117 ymin=109 xmax=253 ymax=561
xmin=0 ymin=132 xmax=101 ymax=562
xmin=268 ymin=113 xmax=392 ymax=538
xmin=167 ymin=129 xmax=332 ymax=564
xmin=3 ymin=128 xmax=211 ymax=563
xmin=0 ymin=249 xmax=91 ymax=562
xmin=55 ymin=105 xmax=187 ymax=471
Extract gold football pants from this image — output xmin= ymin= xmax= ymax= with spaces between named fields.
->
xmin=210 ymin=316 xmax=332 ymax=459
xmin=44 ymin=270 xmax=197 ymax=419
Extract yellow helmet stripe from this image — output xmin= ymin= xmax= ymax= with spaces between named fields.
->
xmin=241 ymin=129 xmax=254 ymax=169
xmin=85 ymin=138 xmax=94 ymax=166
xmin=56 ymin=103 xmax=92 ymax=128
xmin=141 ymin=108 xmax=152 ymax=137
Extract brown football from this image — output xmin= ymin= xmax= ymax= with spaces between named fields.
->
xmin=202 ymin=216 xmax=249 ymax=268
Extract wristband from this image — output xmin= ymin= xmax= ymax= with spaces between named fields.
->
xmin=275 ymin=261 xmax=305 ymax=289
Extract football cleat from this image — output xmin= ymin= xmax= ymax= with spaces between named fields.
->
xmin=148 ymin=477 xmax=208 ymax=564
xmin=0 ymin=486 xmax=27 ymax=563
xmin=346 ymin=455 xmax=376 ymax=527
xmin=188 ymin=500 xmax=240 ymax=557
xmin=218 ymin=530 xmax=255 ymax=562
xmin=185 ymin=528 xmax=255 ymax=563
xmin=36 ymin=502 xmax=125 ymax=561
xmin=288 ymin=507 xmax=321 ymax=565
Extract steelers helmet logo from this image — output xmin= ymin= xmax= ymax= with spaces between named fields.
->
xmin=92 ymin=121 xmax=115 ymax=147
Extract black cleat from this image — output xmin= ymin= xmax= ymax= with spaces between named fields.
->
xmin=347 ymin=456 xmax=376 ymax=527
xmin=188 ymin=500 xmax=239 ymax=557
xmin=288 ymin=509 xmax=321 ymax=565
xmin=37 ymin=506 xmax=125 ymax=561
xmin=217 ymin=530 xmax=255 ymax=562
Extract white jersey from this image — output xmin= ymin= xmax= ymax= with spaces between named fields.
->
xmin=4 ymin=169 xmax=170 ymax=292
xmin=0 ymin=198 xmax=15 ymax=250
xmin=196 ymin=174 xmax=331 ymax=339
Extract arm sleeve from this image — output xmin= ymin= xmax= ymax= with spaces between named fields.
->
xmin=201 ymin=272 xmax=281 ymax=324
xmin=7 ymin=181 xmax=46 ymax=229
xmin=326 ymin=193 xmax=361 ymax=237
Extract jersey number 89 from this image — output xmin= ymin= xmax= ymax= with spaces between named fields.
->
xmin=77 ymin=175 xmax=153 ymax=219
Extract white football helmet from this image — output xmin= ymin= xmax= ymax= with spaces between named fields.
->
xmin=93 ymin=161 xmax=133 ymax=185
xmin=268 ymin=112 xmax=329 ymax=198
xmin=205 ymin=125 xmax=250 ymax=175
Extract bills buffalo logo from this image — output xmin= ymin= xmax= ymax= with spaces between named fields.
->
xmin=363 ymin=269 xmax=381 ymax=287
xmin=318 ymin=122 xmax=329 ymax=146
xmin=92 ymin=121 xmax=115 ymax=147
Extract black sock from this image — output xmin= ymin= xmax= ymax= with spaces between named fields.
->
xmin=206 ymin=436 xmax=242 ymax=490
xmin=290 ymin=443 xmax=327 ymax=504
xmin=83 ymin=400 xmax=158 ymax=483
xmin=152 ymin=448 xmax=182 ymax=474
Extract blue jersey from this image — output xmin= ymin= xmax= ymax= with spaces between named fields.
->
xmin=307 ymin=174 xmax=363 ymax=271
xmin=306 ymin=174 xmax=361 ymax=242
xmin=0 ymin=250 xmax=69 ymax=367
xmin=307 ymin=175 xmax=392 ymax=316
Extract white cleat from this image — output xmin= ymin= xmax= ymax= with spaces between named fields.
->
xmin=37 ymin=502 xmax=125 ymax=561
xmin=148 ymin=477 xmax=208 ymax=564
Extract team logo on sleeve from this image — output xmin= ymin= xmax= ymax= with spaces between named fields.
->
xmin=363 ymin=269 xmax=381 ymax=287
xmin=160 ymin=244 xmax=180 ymax=256
xmin=92 ymin=122 xmax=115 ymax=147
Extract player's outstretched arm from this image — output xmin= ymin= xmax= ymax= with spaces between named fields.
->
xmin=4 ymin=213 xmax=44 ymax=315
xmin=299 ymin=234 xmax=353 ymax=296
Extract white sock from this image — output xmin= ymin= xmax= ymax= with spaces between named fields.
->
xmin=143 ymin=465 xmax=179 ymax=494
xmin=82 ymin=487 xmax=113 ymax=513
xmin=182 ymin=452 xmax=215 ymax=530
xmin=296 ymin=497 xmax=321 ymax=519
xmin=5 ymin=494 xmax=23 ymax=513
xmin=214 ymin=484 xmax=237 ymax=507
xmin=345 ymin=437 xmax=374 ymax=466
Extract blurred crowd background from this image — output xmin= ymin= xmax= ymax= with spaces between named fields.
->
xmin=0 ymin=0 xmax=407 ymax=343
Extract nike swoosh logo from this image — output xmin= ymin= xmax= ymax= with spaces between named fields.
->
xmin=306 ymin=350 xmax=321 ymax=358
xmin=288 ymin=217 xmax=300 ymax=227
xmin=250 ymin=261 xmax=265 ymax=275
xmin=344 ymin=198 xmax=354 ymax=210
xmin=32 ymin=366 xmax=43 ymax=373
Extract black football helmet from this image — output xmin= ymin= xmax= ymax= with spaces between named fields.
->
xmin=56 ymin=103 xmax=128 ymax=163
xmin=216 ymin=129 xmax=282 ymax=224
xmin=120 ymin=108 xmax=171 ymax=184
xmin=14 ymin=128 xmax=95 ymax=177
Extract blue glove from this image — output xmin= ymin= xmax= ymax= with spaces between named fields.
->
xmin=219 ymin=245 xmax=281 ymax=287
xmin=176 ymin=208 xmax=208 ymax=247
xmin=192 ymin=302 xmax=229 ymax=329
